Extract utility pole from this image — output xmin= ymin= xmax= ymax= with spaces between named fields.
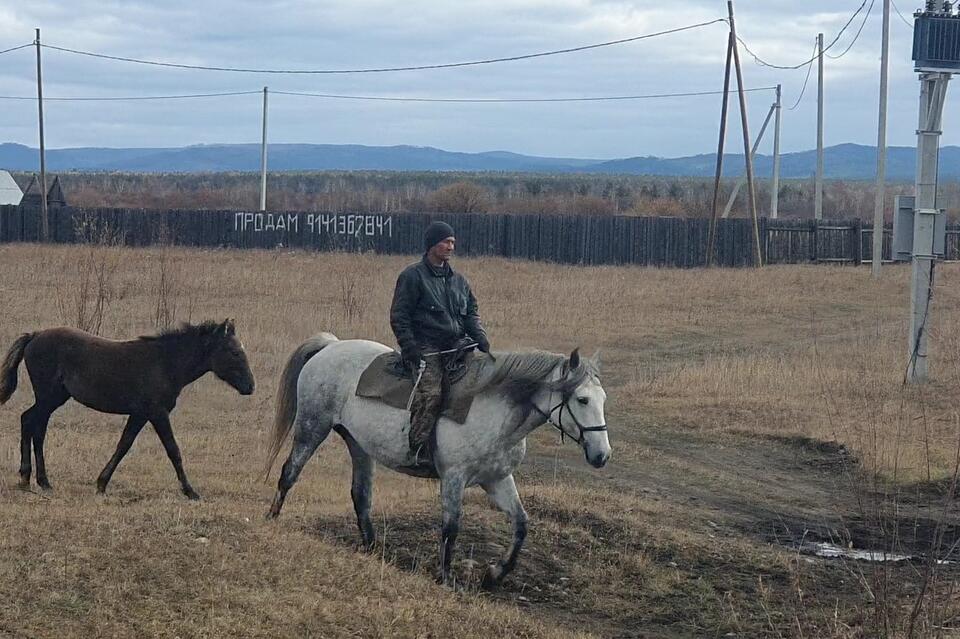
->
xmin=908 ymin=73 xmax=949 ymax=382
xmin=706 ymin=31 xmax=734 ymax=266
xmin=771 ymin=84 xmax=782 ymax=219
xmin=260 ymin=86 xmax=268 ymax=212
xmin=35 ymin=28 xmax=48 ymax=241
xmin=721 ymin=100 xmax=775 ymax=219
xmin=901 ymin=6 xmax=959 ymax=382
xmin=728 ymin=0 xmax=762 ymax=266
xmin=872 ymin=0 xmax=891 ymax=276
xmin=815 ymin=32 xmax=824 ymax=220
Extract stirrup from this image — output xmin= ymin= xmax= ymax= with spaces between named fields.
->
xmin=409 ymin=445 xmax=433 ymax=468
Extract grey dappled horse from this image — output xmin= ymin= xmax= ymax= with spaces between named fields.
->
xmin=264 ymin=333 xmax=610 ymax=586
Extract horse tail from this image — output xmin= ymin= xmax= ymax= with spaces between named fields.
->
xmin=263 ymin=332 xmax=339 ymax=480
xmin=0 ymin=333 xmax=34 ymax=405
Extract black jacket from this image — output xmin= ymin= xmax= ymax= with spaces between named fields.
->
xmin=390 ymin=256 xmax=487 ymax=354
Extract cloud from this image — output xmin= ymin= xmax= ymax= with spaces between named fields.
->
xmin=0 ymin=0 xmax=940 ymax=159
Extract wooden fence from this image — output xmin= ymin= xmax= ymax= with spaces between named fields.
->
xmin=2 ymin=205 xmax=958 ymax=267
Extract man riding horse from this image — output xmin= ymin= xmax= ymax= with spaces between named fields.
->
xmin=390 ymin=221 xmax=491 ymax=466
xmin=267 ymin=225 xmax=608 ymax=584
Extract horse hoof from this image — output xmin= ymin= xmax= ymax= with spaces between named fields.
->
xmin=267 ymin=495 xmax=284 ymax=519
xmin=184 ymin=489 xmax=201 ymax=501
xmin=38 ymin=482 xmax=53 ymax=492
xmin=481 ymin=565 xmax=504 ymax=589
xmin=17 ymin=479 xmax=30 ymax=491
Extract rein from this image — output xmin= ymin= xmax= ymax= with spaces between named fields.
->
xmin=530 ymin=387 xmax=607 ymax=445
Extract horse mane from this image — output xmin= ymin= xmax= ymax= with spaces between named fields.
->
xmin=139 ymin=321 xmax=222 ymax=345
xmin=470 ymin=350 xmax=599 ymax=406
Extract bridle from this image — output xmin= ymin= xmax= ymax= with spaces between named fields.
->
xmin=530 ymin=385 xmax=607 ymax=446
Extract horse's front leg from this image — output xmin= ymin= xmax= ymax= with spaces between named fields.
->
xmin=480 ymin=474 xmax=528 ymax=587
xmin=97 ymin=414 xmax=148 ymax=494
xmin=150 ymin=413 xmax=199 ymax=500
xmin=438 ymin=473 xmax=466 ymax=586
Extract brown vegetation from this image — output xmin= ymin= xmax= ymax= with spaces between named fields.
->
xmin=0 ymin=242 xmax=958 ymax=637
xmin=21 ymin=171 xmax=957 ymax=221
xmin=428 ymin=180 xmax=490 ymax=213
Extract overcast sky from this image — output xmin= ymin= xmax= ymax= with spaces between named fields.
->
xmin=0 ymin=0 xmax=937 ymax=159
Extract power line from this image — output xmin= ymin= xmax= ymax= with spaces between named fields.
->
xmin=787 ymin=39 xmax=819 ymax=110
xmin=0 ymin=43 xmax=32 ymax=56
xmin=737 ymin=0 xmax=871 ymax=69
xmin=826 ymin=0 xmax=877 ymax=59
xmin=272 ymin=87 xmax=777 ymax=103
xmin=890 ymin=0 xmax=915 ymax=29
xmin=0 ymin=86 xmax=777 ymax=104
xmin=38 ymin=19 xmax=727 ymax=74
xmin=0 ymin=90 xmax=262 ymax=101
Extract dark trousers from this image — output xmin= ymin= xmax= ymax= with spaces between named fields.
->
xmin=408 ymin=356 xmax=448 ymax=456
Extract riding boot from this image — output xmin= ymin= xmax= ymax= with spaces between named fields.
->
xmin=408 ymin=356 xmax=444 ymax=467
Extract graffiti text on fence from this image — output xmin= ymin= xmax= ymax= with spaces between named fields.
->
xmin=234 ymin=212 xmax=300 ymax=233
xmin=234 ymin=212 xmax=393 ymax=238
xmin=306 ymin=213 xmax=393 ymax=238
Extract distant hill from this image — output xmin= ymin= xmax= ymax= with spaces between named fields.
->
xmin=576 ymin=143 xmax=931 ymax=180
xmin=0 ymin=141 xmax=949 ymax=180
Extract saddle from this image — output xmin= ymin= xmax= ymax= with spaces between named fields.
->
xmin=355 ymin=347 xmax=486 ymax=424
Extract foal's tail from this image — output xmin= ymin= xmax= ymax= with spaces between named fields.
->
xmin=0 ymin=333 xmax=34 ymax=405
xmin=262 ymin=332 xmax=339 ymax=480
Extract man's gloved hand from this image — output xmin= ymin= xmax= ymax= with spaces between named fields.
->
xmin=476 ymin=336 xmax=491 ymax=354
xmin=402 ymin=346 xmax=423 ymax=369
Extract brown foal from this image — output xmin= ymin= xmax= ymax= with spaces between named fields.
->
xmin=0 ymin=319 xmax=254 ymax=499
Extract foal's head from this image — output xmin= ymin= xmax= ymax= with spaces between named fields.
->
xmin=206 ymin=319 xmax=255 ymax=395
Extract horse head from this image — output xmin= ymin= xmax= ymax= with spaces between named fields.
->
xmin=553 ymin=348 xmax=610 ymax=469
xmin=208 ymin=319 xmax=255 ymax=395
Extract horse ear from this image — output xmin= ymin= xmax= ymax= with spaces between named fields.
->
xmin=569 ymin=348 xmax=581 ymax=370
xmin=592 ymin=350 xmax=601 ymax=368
xmin=223 ymin=318 xmax=236 ymax=336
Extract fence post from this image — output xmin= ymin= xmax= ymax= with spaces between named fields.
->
xmin=810 ymin=219 xmax=819 ymax=263
xmin=853 ymin=219 xmax=863 ymax=265
xmin=759 ymin=216 xmax=768 ymax=265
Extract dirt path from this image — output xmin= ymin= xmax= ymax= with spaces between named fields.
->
xmin=484 ymin=418 xmax=955 ymax=637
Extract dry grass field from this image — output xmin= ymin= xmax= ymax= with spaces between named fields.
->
xmin=1 ymin=242 xmax=959 ymax=638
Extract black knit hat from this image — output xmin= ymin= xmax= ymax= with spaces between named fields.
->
xmin=424 ymin=221 xmax=455 ymax=251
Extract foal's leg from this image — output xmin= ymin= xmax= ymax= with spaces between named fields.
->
xmin=18 ymin=407 xmax=36 ymax=488
xmin=150 ymin=413 xmax=199 ymax=500
xmin=438 ymin=473 xmax=466 ymax=586
xmin=17 ymin=406 xmax=41 ymax=488
xmin=19 ymin=387 xmax=69 ymax=490
xmin=480 ymin=474 xmax=529 ymax=587
xmin=267 ymin=416 xmax=331 ymax=519
xmin=96 ymin=414 xmax=148 ymax=494
xmin=335 ymin=426 xmax=376 ymax=550
xmin=31 ymin=418 xmax=53 ymax=491
xmin=31 ymin=388 xmax=69 ymax=490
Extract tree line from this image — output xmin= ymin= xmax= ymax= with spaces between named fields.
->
xmin=14 ymin=171 xmax=952 ymax=222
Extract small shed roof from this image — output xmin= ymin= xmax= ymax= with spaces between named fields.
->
xmin=0 ymin=170 xmax=22 ymax=205
xmin=20 ymin=174 xmax=66 ymax=208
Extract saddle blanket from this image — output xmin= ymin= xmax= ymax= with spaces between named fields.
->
xmin=355 ymin=350 xmax=486 ymax=424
